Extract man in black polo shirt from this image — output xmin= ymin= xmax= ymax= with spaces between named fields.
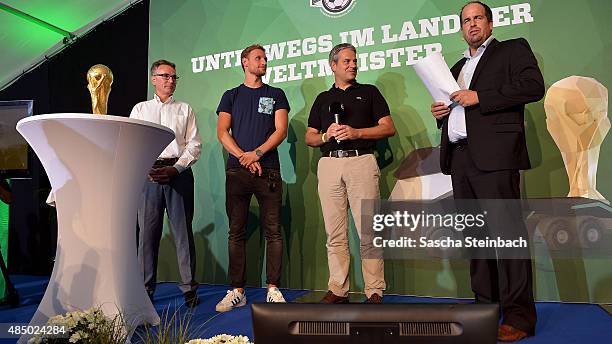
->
xmin=305 ymin=43 xmax=396 ymax=303
xmin=215 ymin=44 xmax=290 ymax=312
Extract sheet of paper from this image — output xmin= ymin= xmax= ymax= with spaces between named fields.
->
xmin=413 ymin=52 xmax=461 ymax=106
xmin=413 ymin=52 xmax=465 ymax=125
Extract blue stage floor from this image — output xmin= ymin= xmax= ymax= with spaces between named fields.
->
xmin=0 ymin=275 xmax=609 ymax=343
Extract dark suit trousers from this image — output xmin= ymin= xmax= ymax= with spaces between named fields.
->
xmin=138 ymin=169 xmax=198 ymax=295
xmin=450 ymin=142 xmax=536 ymax=335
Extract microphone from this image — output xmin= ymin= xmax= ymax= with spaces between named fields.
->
xmin=329 ymin=102 xmax=344 ymax=144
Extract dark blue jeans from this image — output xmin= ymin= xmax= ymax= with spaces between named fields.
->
xmin=225 ymin=167 xmax=283 ymax=288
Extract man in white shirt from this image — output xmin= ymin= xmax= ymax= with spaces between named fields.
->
xmin=130 ymin=59 xmax=202 ymax=307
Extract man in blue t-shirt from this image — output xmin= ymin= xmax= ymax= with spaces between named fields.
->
xmin=215 ymin=44 xmax=290 ymax=312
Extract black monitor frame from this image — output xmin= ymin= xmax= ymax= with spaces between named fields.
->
xmin=252 ymin=303 xmax=498 ymax=344
xmin=0 ymin=100 xmax=33 ymax=179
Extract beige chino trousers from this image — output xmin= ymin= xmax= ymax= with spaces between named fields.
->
xmin=317 ymin=153 xmax=386 ymax=298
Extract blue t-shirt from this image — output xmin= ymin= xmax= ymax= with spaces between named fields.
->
xmin=216 ymin=84 xmax=290 ymax=169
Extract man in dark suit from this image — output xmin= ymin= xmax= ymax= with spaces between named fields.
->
xmin=431 ymin=1 xmax=544 ymax=342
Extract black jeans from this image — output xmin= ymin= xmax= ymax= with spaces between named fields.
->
xmin=225 ymin=167 xmax=283 ymax=288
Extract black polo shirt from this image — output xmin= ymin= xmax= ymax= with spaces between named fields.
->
xmin=308 ymin=82 xmax=390 ymax=155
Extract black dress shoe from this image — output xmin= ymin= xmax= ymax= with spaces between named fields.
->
xmin=184 ymin=290 xmax=200 ymax=308
xmin=146 ymin=289 xmax=155 ymax=303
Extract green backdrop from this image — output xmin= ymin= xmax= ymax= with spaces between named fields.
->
xmin=148 ymin=0 xmax=611 ymax=302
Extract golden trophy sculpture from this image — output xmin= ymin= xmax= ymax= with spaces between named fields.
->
xmin=544 ymin=76 xmax=610 ymax=201
xmin=87 ymin=64 xmax=113 ymax=115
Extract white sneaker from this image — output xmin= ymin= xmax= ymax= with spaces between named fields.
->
xmin=266 ymin=287 xmax=286 ymax=303
xmin=215 ymin=289 xmax=247 ymax=312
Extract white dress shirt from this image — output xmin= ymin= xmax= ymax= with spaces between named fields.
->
xmin=130 ymin=93 xmax=202 ymax=173
xmin=447 ymin=35 xmax=495 ymax=143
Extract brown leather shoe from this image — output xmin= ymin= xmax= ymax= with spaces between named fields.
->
xmin=498 ymin=324 xmax=529 ymax=342
xmin=320 ymin=290 xmax=349 ymax=304
xmin=365 ymin=293 xmax=383 ymax=304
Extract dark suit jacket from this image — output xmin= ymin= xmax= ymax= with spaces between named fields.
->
xmin=438 ymin=38 xmax=545 ymax=175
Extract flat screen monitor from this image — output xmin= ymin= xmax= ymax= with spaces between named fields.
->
xmin=252 ymin=303 xmax=498 ymax=344
xmin=0 ymin=100 xmax=32 ymax=178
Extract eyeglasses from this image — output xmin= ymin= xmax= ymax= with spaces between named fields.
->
xmin=154 ymin=73 xmax=180 ymax=81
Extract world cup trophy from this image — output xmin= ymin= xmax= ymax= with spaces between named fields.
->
xmin=544 ymin=76 xmax=610 ymax=201
xmin=87 ymin=64 xmax=113 ymax=115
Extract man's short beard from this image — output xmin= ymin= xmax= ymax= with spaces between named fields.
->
xmin=252 ymin=68 xmax=266 ymax=77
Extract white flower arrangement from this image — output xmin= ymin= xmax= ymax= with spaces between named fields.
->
xmin=26 ymin=307 xmax=253 ymax=344
xmin=185 ymin=334 xmax=253 ymax=344
xmin=28 ymin=307 xmax=127 ymax=344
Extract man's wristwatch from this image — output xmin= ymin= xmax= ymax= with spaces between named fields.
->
xmin=255 ymin=149 xmax=264 ymax=157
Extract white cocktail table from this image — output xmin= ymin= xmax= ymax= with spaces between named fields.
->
xmin=16 ymin=114 xmax=174 ymax=342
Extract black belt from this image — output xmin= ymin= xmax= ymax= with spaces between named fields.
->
xmin=153 ymin=158 xmax=178 ymax=167
xmin=450 ymin=139 xmax=468 ymax=149
xmin=325 ymin=149 xmax=372 ymax=158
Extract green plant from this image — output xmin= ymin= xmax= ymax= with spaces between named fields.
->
xmin=136 ymin=306 xmax=195 ymax=344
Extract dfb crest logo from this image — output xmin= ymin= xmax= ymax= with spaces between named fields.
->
xmin=310 ymin=0 xmax=355 ymax=18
